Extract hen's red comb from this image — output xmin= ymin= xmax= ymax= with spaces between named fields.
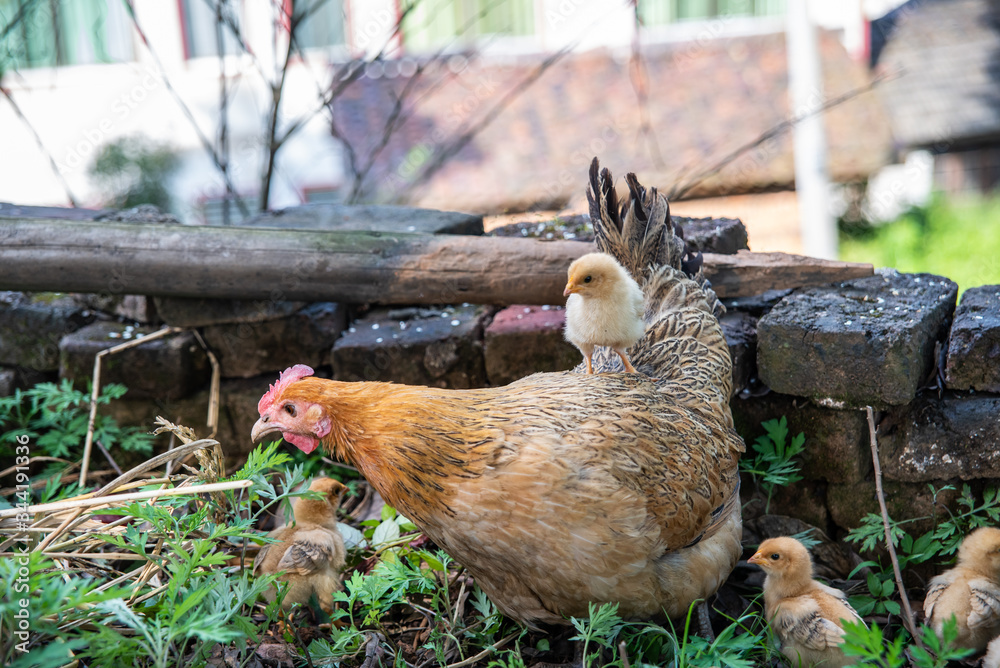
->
xmin=258 ymin=364 xmax=314 ymax=414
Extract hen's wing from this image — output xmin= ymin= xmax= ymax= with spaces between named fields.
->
xmin=276 ymin=528 xmax=341 ymax=576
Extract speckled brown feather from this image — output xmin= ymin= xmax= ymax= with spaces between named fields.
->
xmin=258 ymin=160 xmax=744 ymax=627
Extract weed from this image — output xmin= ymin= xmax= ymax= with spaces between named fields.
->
xmin=739 ymin=416 xmax=805 ymax=513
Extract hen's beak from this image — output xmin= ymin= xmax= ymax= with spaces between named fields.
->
xmin=251 ymin=415 xmax=283 ymax=445
xmin=747 ymin=551 xmax=764 ymax=565
xmin=563 ymin=282 xmax=578 ymax=297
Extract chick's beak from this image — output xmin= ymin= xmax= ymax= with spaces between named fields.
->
xmin=563 ymin=282 xmax=577 ymax=297
xmin=747 ymin=551 xmax=764 ymax=565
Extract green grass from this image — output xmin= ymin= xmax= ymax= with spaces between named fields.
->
xmin=840 ymin=195 xmax=1000 ymax=294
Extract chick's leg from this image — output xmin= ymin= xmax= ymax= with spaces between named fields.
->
xmin=614 ymin=349 xmax=637 ymax=373
xmin=585 ymin=354 xmax=594 ymax=374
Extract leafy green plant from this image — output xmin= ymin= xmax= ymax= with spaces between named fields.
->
xmin=89 ymin=135 xmax=179 ymax=211
xmin=841 ymin=617 xmax=972 ymax=668
xmin=569 ymin=602 xmax=624 ymax=667
xmin=0 ymin=379 xmax=152 ymax=461
xmin=739 ymin=416 xmax=805 ymax=512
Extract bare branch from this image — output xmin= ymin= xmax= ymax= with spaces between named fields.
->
xmin=0 ymin=0 xmax=42 ymax=46
xmin=667 ymin=71 xmax=897 ymax=201
xmin=122 ymin=0 xmax=249 ymax=217
xmin=0 ymin=86 xmax=79 ymax=206
xmin=629 ymin=1 xmax=666 ymax=169
xmin=866 ymin=405 xmax=925 ymax=649
xmin=215 ymin=0 xmax=232 ymax=224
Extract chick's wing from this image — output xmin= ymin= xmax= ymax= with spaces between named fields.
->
xmin=967 ymin=578 xmax=1000 ymax=628
xmin=277 ymin=528 xmax=341 ymax=575
xmin=773 ymin=597 xmax=847 ymax=651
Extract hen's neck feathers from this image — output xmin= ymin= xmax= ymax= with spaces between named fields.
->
xmin=282 ymin=379 xmax=497 ymax=522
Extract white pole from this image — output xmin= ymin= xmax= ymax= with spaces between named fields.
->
xmin=787 ymin=1 xmax=837 ymax=260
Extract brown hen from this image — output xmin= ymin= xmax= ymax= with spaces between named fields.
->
xmin=251 ymin=158 xmax=744 ymax=628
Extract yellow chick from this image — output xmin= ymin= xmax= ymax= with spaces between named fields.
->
xmin=924 ymin=527 xmax=1000 ymax=653
xmin=985 ymin=635 xmax=1000 ymax=668
xmin=749 ymin=536 xmax=865 ymax=668
xmin=254 ymin=477 xmax=348 ymax=613
xmin=563 ymin=252 xmax=645 ymax=374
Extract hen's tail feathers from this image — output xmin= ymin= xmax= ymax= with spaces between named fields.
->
xmin=586 ymin=157 xmax=732 ymax=400
xmin=587 ymin=157 xmax=725 ymax=320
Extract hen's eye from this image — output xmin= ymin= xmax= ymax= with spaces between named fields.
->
xmin=284 ymin=404 xmax=297 ymax=417
xmin=770 ymin=553 xmax=780 ymax=561
xmin=584 ymin=275 xmax=593 ymax=283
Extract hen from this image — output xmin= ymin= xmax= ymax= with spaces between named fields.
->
xmin=749 ymin=536 xmax=864 ymax=667
xmin=254 ymin=477 xmax=348 ymax=613
xmin=563 ymin=252 xmax=646 ymax=374
xmin=924 ymin=527 xmax=1000 ymax=652
xmin=251 ymin=158 xmax=744 ymax=628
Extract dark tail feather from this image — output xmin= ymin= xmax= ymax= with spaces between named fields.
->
xmin=588 ymin=157 xmax=682 ymax=281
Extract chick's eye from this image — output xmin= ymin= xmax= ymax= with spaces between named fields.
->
xmin=283 ymin=403 xmax=297 ymax=417
xmin=583 ymin=275 xmax=592 ymax=283
xmin=770 ymin=553 xmax=780 ymax=561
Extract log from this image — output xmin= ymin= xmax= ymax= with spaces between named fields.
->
xmin=0 ymin=218 xmax=873 ymax=305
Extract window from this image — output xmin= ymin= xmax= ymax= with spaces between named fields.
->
xmin=639 ymin=0 xmax=785 ymax=26
xmin=0 ymin=0 xmax=132 ymax=71
xmin=179 ymin=0 xmax=243 ymax=59
xmin=292 ymin=0 xmax=344 ymax=50
xmin=401 ymin=0 xmax=534 ymax=53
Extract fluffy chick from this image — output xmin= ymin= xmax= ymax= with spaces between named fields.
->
xmin=254 ymin=477 xmax=348 ymax=612
xmin=749 ymin=536 xmax=864 ymax=668
xmin=985 ymin=635 xmax=1000 ymax=668
xmin=924 ymin=527 xmax=1000 ymax=653
xmin=563 ymin=252 xmax=645 ymax=374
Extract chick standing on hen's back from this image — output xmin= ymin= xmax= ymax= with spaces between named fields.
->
xmin=251 ymin=157 xmax=744 ymax=629
xmin=564 ymin=252 xmax=645 ymax=374
xmin=254 ymin=477 xmax=348 ymax=613
xmin=749 ymin=536 xmax=864 ymax=667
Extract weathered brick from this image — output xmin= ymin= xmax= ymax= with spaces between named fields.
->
xmin=484 ymin=305 xmax=579 ymax=386
xmin=0 ymin=367 xmax=15 ymax=396
xmin=0 ymin=293 xmax=97 ymax=371
xmin=827 ymin=480 xmax=961 ymax=535
xmin=720 ymin=310 xmax=757 ymax=394
xmin=731 ymin=393 xmax=870 ymax=485
xmin=878 ymin=395 xmax=1000 ymax=482
xmin=202 ymin=303 xmax=346 ymax=378
xmin=60 ymin=322 xmax=209 ymax=400
xmin=757 ymin=272 xmax=957 ymax=406
xmin=72 ymin=294 xmax=159 ymax=324
xmin=154 ymin=297 xmax=306 ymax=328
xmin=945 ymin=285 xmax=1000 ymax=392
xmin=675 ymin=216 xmax=749 ymax=255
xmin=333 ymin=305 xmax=490 ymax=388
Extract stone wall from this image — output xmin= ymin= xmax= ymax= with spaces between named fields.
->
xmin=2 ymin=205 xmax=997 ymax=542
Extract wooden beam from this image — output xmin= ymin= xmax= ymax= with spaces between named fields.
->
xmin=0 ymin=218 xmax=872 ymax=305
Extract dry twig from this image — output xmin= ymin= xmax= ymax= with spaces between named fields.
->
xmin=866 ymin=405 xmax=924 ymax=649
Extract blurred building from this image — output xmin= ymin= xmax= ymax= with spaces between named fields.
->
xmin=0 ymin=0 xmax=908 ymax=252
xmin=873 ymin=0 xmax=1000 ymax=198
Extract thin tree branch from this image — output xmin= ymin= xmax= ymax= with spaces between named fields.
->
xmin=667 ymin=70 xmax=897 ymax=201
xmin=0 ymin=86 xmax=79 ymax=206
xmin=866 ymin=405 xmax=925 ymax=650
xmin=122 ymin=0 xmax=249 ymax=217
xmin=0 ymin=0 xmax=42 ymax=46
xmin=215 ymin=0 xmax=232 ymax=224
xmin=629 ymin=1 xmax=666 ymax=169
